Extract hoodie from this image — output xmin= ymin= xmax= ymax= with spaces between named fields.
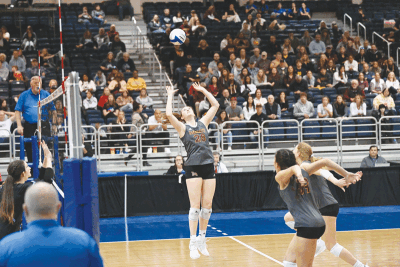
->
xmin=293 ymin=99 xmax=314 ymax=118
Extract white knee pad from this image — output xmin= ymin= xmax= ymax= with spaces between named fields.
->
xmin=188 ymin=208 xmax=200 ymax=221
xmin=200 ymin=208 xmax=212 ymax=220
xmin=330 ymin=243 xmax=344 ymax=257
xmin=283 ymin=261 xmax=297 ymax=267
xmin=285 ymin=221 xmax=295 ymax=230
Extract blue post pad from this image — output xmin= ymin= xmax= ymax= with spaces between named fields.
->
xmin=63 ymin=159 xmax=84 ymax=230
xmin=82 ymin=157 xmax=100 ymax=244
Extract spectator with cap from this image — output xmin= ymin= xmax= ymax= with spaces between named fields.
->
xmin=117 ymin=52 xmax=136 ymax=73
xmin=344 ymin=80 xmax=365 ymax=102
xmin=0 ymin=182 xmax=103 ymax=266
xmin=309 ymin=34 xmax=326 ymax=56
xmin=247 ymin=60 xmax=259 ymax=81
xmin=265 ymin=94 xmax=281 ymax=120
xmin=8 ymin=50 xmax=25 ymax=73
xmin=213 ymin=152 xmax=228 ymax=173
xmin=293 ymin=92 xmax=314 ymax=120
xmin=360 ymin=145 xmax=387 ymax=167
xmin=256 ymin=51 xmax=271 ymax=74
xmin=226 ymin=97 xmax=244 ymax=121
xmin=249 ymin=103 xmax=269 ymax=148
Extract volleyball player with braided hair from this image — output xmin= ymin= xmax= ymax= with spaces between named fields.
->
xmin=283 ymin=142 xmax=369 ymax=267
xmin=0 ymin=142 xmax=54 ymax=240
xmin=274 ymin=149 xmax=361 ymax=267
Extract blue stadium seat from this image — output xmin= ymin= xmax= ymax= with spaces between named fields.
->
xmin=356 ymin=119 xmax=376 ymax=138
xmin=266 ymin=121 xmax=285 ymax=141
xmin=87 ymin=117 xmax=104 ymax=124
xmin=231 ymin=122 xmax=250 ymax=143
xmin=341 ymin=119 xmax=356 ymax=138
xmin=303 ymin=120 xmax=321 ymax=139
xmin=321 ymin=120 xmax=337 ymax=139
xmin=285 ymin=121 xmax=298 ymax=140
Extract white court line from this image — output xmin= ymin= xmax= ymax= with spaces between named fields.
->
xmin=229 ymin=236 xmax=284 ymax=266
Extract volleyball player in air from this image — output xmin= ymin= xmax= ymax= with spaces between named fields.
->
xmin=274 ymin=149 xmax=361 ymax=267
xmin=283 ymin=142 xmax=369 ymax=267
xmin=165 ymin=83 xmax=219 ymax=259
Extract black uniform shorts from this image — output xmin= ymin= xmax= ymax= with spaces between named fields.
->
xmin=184 ymin=163 xmax=216 ymax=179
xmin=297 ymin=225 xmax=326 ymax=239
xmin=319 ymin=203 xmax=340 ymax=217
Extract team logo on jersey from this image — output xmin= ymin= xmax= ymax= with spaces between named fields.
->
xmin=191 ymin=172 xmax=198 ymax=177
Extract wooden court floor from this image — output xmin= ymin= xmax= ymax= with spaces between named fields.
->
xmin=100 ymin=229 xmax=400 ymax=267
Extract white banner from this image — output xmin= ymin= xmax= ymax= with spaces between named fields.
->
xmin=39 ymin=86 xmax=64 ymax=106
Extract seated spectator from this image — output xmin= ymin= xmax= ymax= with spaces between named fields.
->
xmin=277 ymin=91 xmax=288 ymax=112
xmin=111 ymin=111 xmax=133 ymax=153
xmin=79 ymin=74 xmax=96 ymax=93
xmin=303 ymin=70 xmax=315 ymax=88
xmin=361 ymin=62 xmax=373 ymax=81
xmin=0 ymin=61 xmax=8 ymax=81
xmin=207 ymin=52 xmax=219 ymax=74
xmin=208 ymin=76 xmax=219 ymax=97
xmin=321 ymin=31 xmax=332 ymax=47
xmin=245 ymin=0 xmax=258 ymax=16
xmin=178 ymin=64 xmax=195 ymax=92
xmin=101 ymin=52 xmax=117 ymax=74
xmin=82 ymin=90 xmax=97 ymax=111
xmin=181 ymin=38 xmax=194 ymax=59
xmin=117 ymin=52 xmax=136 ymax=73
xmin=1 ymin=26 xmax=9 ymax=42
xmin=243 ymin=95 xmax=257 ymax=120
xmin=256 ymin=51 xmax=271 ymax=74
xmin=240 ymin=22 xmax=251 ymax=40
xmin=107 ymin=68 xmax=119 ymax=85
xmin=92 ymin=4 xmax=106 ymax=25
xmin=372 ymin=88 xmax=395 ymax=113
xmin=294 ymin=60 xmax=306 ymax=77
xmin=249 ymin=103 xmax=269 ymax=148
xmin=299 ymin=2 xmax=311 ymax=20
xmin=247 ymin=60 xmax=259 ymax=81
xmin=226 ymin=97 xmax=244 ymax=121
xmin=250 ymin=48 xmax=262 ymax=65
xmin=333 ymin=65 xmax=348 ymax=89
xmin=366 ymin=44 xmax=382 ymax=63
xmin=344 ymin=80 xmax=365 ymax=102
xmin=214 ymin=110 xmax=232 ymax=150
xmin=48 ymin=79 xmax=58 ymax=94
xmin=232 ymin=59 xmax=243 ymax=81
xmin=107 ymin=24 xmax=119 ymax=42
xmin=271 ymin=52 xmax=287 ymax=69
xmin=111 ymin=35 xmax=126 ymax=55
xmin=268 ymin=67 xmax=283 ymax=89
xmin=349 ymin=94 xmax=366 ymax=117
xmin=284 ymin=66 xmax=296 ymax=89
xmin=94 ymin=28 xmax=110 ymax=50
xmin=288 ymin=32 xmax=300 ymax=53
xmin=360 ymin=146 xmax=387 ymax=167
xmin=289 ymin=75 xmax=310 ymax=100
xmin=382 ymin=57 xmax=399 ymax=78
xmin=300 ymin=31 xmax=313 ymax=47
xmin=218 ymin=89 xmax=231 ymax=110
xmin=241 ymin=76 xmax=257 ymax=97
xmin=336 ymin=46 xmax=348 ymax=66
xmin=301 ymin=54 xmax=314 ymax=72
xmin=254 ymin=88 xmax=267 ymax=107
xmin=317 ymin=96 xmax=333 ymax=118
xmin=98 ymin=88 xmax=111 ymax=110
xmin=226 ymin=73 xmax=240 ymax=97
xmin=8 ymin=67 xmax=24 ymax=82
xmin=233 ymin=33 xmax=250 ymax=51
xmin=166 ymin=155 xmax=185 ymax=175
xmin=161 ymin=8 xmax=175 ymax=29
xmin=173 ymin=11 xmax=184 ymax=28
xmin=315 ymin=68 xmax=333 ymax=88
xmin=369 ymin=72 xmax=385 ymax=95
xmin=108 ymin=72 xmax=127 ymax=94
xmin=267 ymin=35 xmax=282 ymax=57
xmin=78 ymin=6 xmax=92 ymax=25
xmin=346 ymin=40 xmax=358 ymax=58
xmin=180 ymin=19 xmax=192 ymax=36
xmin=116 ymin=0 xmax=134 ymax=21
xmin=135 ymin=88 xmax=153 ymax=109
xmin=8 ymin=50 xmax=26 ymax=73
xmin=333 ymin=94 xmax=348 ymax=118
xmin=370 ymin=61 xmax=382 ymax=77
xmin=386 ymin=72 xmax=400 ymax=99
xmin=293 ymin=92 xmax=314 ymax=120
xmin=76 ymin=30 xmax=98 ymax=50
xmin=344 ymin=55 xmax=358 ymax=73
xmin=223 ymin=4 xmax=241 ymax=23
xmin=238 ymin=48 xmax=249 ymax=67
xmin=213 ymin=152 xmax=228 ymax=173
xmin=170 ymin=46 xmax=188 ymax=80
xmin=204 ymin=5 xmax=220 ymax=23
xmin=116 ymin=89 xmax=134 ymax=112
xmin=148 ymin=109 xmax=171 ymax=154
xmin=372 ymin=104 xmax=397 ymax=143
xmin=357 ymin=72 xmax=368 ymax=91
xmin=83 ymin=134 xmax=94 ymax=157
xmin=281 ymin=39 xmax=294 ymax=55
xmin=126 ymin=69 xmax=145 ymax=92
xmin=21 ymin=26 xmax=36 ymax=51
xmin=309 ymin=34 xmax=326 ymax=56
xmin=355 ymin=48 xmax=367 ymax=66
xmin=220 ymin=34 xmax=232 ymax=51
xmin=253 ymin=11 xmax=267 ymax=32
xmin=191 ymin=18 xmax=207 ymax=37
xmin=325 ymin=46 xmax=338 ymax=65
xmin=25 ymin=59 xmax=41 ymax=80
xmin=265 ymin=94 xmax=281 ymax=120
xmin=102 ymin=94 xmax=119 ymax=120
xmin=94 ymin=70 xmax=106 ymax=87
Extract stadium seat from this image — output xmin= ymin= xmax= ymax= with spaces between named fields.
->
xmin=230 ymin=122 xmax=250 ymax=143
xmin=357 ymin=119 xmax=376 ymax=138
xmin=284 ymin=121 xmax=299 ymax=140
xmin=341 ymin=119 xmax=356 ymax=138
xmin=266 ymin=121 xmax=285 ymax=141
xmin=302 ymin=120 xmax=321 ymax=139
xmin=321 ymin=120 xmax=337 ymax=139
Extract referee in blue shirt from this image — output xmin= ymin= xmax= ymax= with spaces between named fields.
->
xmin=0 ymin=182 xmax=104 ymax=266
xmin=15 ymin=76 xmax=56 ymax=162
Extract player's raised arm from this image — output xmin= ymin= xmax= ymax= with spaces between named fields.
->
xmin=165 ymin=86 xmax=186 ymax=137
xmin=192 ymin=83 xmax=219 ymax=127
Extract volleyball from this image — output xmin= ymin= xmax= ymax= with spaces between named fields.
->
xmin=169 ymin=29 xmax=186 ymax=45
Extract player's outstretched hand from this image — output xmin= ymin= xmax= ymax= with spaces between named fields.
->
xmin=166 ymin=86 xmax=178 ymax=96
xmin=345 ymin=172 xmax=362 ymax=186
xmin=192 ymin=82 xmax=205 ymax=92
xmin=41 ymin=141 xmax=52 ymax=158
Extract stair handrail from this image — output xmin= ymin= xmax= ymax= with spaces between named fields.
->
xmin=372 ymin=31 xmax=391 ymax=58
xmin=344 ymin=13 xmax=353 ymax=36
xmin=357 ymin=22 xmax=366 ymax=41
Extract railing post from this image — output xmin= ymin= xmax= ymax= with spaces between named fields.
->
xmin=344 ymin=13 xmax=353 ymax=36
xmin=357 ymin=22 xmax=366 ymax=41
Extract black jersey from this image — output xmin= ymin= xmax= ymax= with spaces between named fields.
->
xmin=180 ymin=121 xmax=213 ymax=166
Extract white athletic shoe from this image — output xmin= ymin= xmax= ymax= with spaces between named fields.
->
xmin=189 ymin=240 xmax=200 ymax=259
xmin=197 ymin=236 xmax=210 ymax=256
xmin=314 ymin=238 xmax=326 ymax=257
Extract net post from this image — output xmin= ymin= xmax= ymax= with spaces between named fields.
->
xmin=67 ymin=72 xmax=83 ymax=159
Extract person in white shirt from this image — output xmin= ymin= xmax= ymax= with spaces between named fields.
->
xmin=317 ymin=96 xmax=333 ymax=118
xmin=386 ymin=71 xmax=400 ymax=98
xmin=82 ymin=90 xmax=98 ymax=110
xmin=344 ymin=55 xmax=358 ymax=73
xmin=213 ymin=152 xmax=228 ymax=173
xmin=332 ymin=65 xmax=348 ymax=88
xmin=0 ymin=110 xmax=14 ymax=138
xmin=369 ymin=72 xmax=386 ymax=95
xmin=147 ymin=109 xmax=171 ymax=154
xmin=79 ymin=74 xmax=96 ymax=93
xmin=242 ymin=95 xmax=257 ymax=120
xmin=303 ymin=70 xmax=315 ymax=88
xmin=241 ymin=76 xmax=257 ymax=96
xmin=349 ymin=94 xmax=366 ymax=117
xmin=254 ymin=88 xmax=268 ymax=107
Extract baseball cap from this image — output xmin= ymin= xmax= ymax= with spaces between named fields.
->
xmin=230 ymin=97 xmax=237 ymax=101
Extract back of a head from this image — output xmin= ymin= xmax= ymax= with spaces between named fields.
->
xmin=24 ymin=182 xmax=60 ymax=220
xmin=275 ymin=149 xmax=296 ymax=170
xmin=297 ymin=142 xmax=312 ymax=162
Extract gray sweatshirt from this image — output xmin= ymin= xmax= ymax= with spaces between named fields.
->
xmin=293 ymin=99 xmax=314 ymax=118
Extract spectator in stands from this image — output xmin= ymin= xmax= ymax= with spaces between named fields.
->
xmin=181 ymin=38 xmax=194 ymax=59
xmin=289 ymin=75 xmax=310 ymax=100
xmin=128 ymin=102 xmax=149 ymax=165
xmin=109 ymin=72 xmax=126 ymax=94
xmin=102 ymin=94 xmax=119 ymax=120
xmin=218 ymin=69 xmax=229 ymax=93
xmin=227 ymin=53 xmax=236 ymax=70
xmin=213 ymin=152 xmax=228 ymax=173
xmin=220 ymin=34 xmax=231 ymax=51
xmin=315 ymin=68 xmax=333 ymax=88
xmin=107 ymin=25 xmax=119 ymax=42
xmin=232 ymin=59 xmax=243 ymax=81
xmin=256 ymin=51 xmax=270 ymax=74
xmin=78 ymin=6 xmax=92 ymax=25
xmin=267 ymin=35 xmax=281 ymax=56
xmin=0 ymin=61 xmax=8 ymax=81
xmin=268 ymin=67 xmax=283 ymax=89
xmin=333 ymin=65 xmax=348 ymax=89
xmin=336 ymin=46 xmax=348 ymax=66
xmin=299 ymin=2 xmax=311 ymax=20
xmin=115 ymin=0 xmax=134 ymax=21
xmin=349 ymin=94 xmax=366 ymax=117
xmin=214 ymin=110 xmax=232 ymax=150
xmin=94 ymin=70 xmax=106 ymax=87
xmin=238 ymin=48 xmax=249 ymax=67
xmin=281 ymin=39 xmax=294 ymax=55
xmin=240 ymin=22 xmax=251 ymax=40
xmin=1 ymin=26 xmax=9 ymax=42
xmin=148 ymin=109 xmax=171 ymax=154
xmin=82 ymin=89 xmax=98 ymax=112
xmin=254 ymin=88 xmax=268 ymax=107
xmin=284 ymin=66 xmax=296 ymax=88
xmin=345 ymin=40 xmax=358 ymax=58
xmin=21 ymin=27 xmax=36 ymax=51
xmin=79 ymin=74 xmax=96 ymax=93
xmin=227 ymin=73 xmax=240 ymax=97
xmin=204 ymin=5 xmax=220 ymax=23
xmin=208 ymin=76 xmax=219 ymax=97
xmin=8 ymin=50 xmax=26 ymax=73
xmin=101 ymin=52 xmax=117 ymax=74
xmin=116 ymin=90 xmax=133 ymax=112
xmin=196 ymin=39 xmax=212 ymax=59
xmin=218 ymin=89 xmax=231 ymax=110
xmin=288 ymin=33 xmax=300 ymax=53
xmin=309 ymin=34 xmax=326 ymax=56
xmin=265 ymin=94 xmax=281 ymax=120
xmin=353 ymin=36 xmax=361 ymax=51
xmin=360 ymin=146 xmax=387 ymax=167
xmin=241 ymin=76 xmax=256 ymax=97
xmin=249 ymin=103 xmax=269 ymax=147
xmin=136 ymin=88 xmax=153 ymax=110
xmin=92 ymin=4 xmax=106 ymax=25
xmin=172 ymin=11 xmax=184 ymax=28
xmin=382 ymin=58 xmax=399 ymax=78
xmin=245 ymin=0 xmax=258 ymax=16
xmin=166 ymin=155 xmax=185 ymax=175
xmin=0 ymin=54 xmax=8 ymax=75
xmin=247 ymin=60 xmax=259 ymax=81
xmin=253 ymin=12 xmax=266 ymax=32
xmin=179 ymin=64 xmax=195 ymax=91
xmin=300 ymin=30 xmax=313 ymax=47
xmin=361 ymin=63 xmax=373 ymax=81
xmin=317 ymin=54 xmax=328 ymax=71
xmin=94 ymin=28 xmax=110 ymax=50
xmin=226 ymin=97 xmax=244 ymax=121
xmin=25 ymin=59 xmax=40 ymax=80
xmin=333 ymin=95 xmax=347 ymax=118
xmin=170 ymin=47 xmax=188 ymax=81
xmin=366 ymin=44 xmax=382 ymax=63
xmin=126 ymin=69 xmax=146 ymax=92
xmin=117 ymin=52 xmax=136 ymax=73
xmin=48 ymin=79 xmax=58 ymax=94
xmin=253 ymin=69 xmax=269 ymax=87
xmin=111 ymin=34 xmax=126 ymax=55
xmin=359 ymin=40 xmax=371 ymax=53
xmin=288 ymin=2 xmax=299 ymax=20
xmin=303 ymin=70 xmax=315 ymax=88
xmin=355 ymin=48 xmax=367 ymax=66
xmin=344 ymin=80 xmax=365 ymax=102
xmin=207 ymin=52 xmax=220 ymax=74
xmin=83 ymin=133 xmax=94 ymax=157
xmin=370 ymin=61 xmax=382 ymax=77
xmin=369 ymin=72 xmax=385 ymax=95
xmin=293 ymin=92 xmax=314 ymax=120
xmin=325 ymin=45 xmax=338 ymax=64
xmin=300 ymin=54 xmax=314 ymax=72
xmin=317 ymin=96 xmax=333 ymax=118
xmin=243 ymin=95 xmax=256 ymax=120
xmin=372 ymin=87 xmax=395 ymax=113
xmin=76 ymin=30 xmax=98 ymax=50
xmin=386 ymin=72 xmax=400 ymax=99
xmin=0 ymin=109 xmax=14 ymax=134
xmin=191 ymin=18 xmax=207 ymax=37
xmin=110 ymin=110 xmax=134 ymax=153
xmin=234 ymin=32 xmax=250 ymax=51
xmin=357 ymin=72 xmax=368 ymax=91
xmin=277 ymin=91 xmax=288 ymax=113
xmin=189 ymin=79 xmax=206 ymax=116
xmin=294 ymin=59 xmax=306 ymax=77
xmin=160 ymin=9 xmax=174 ymax=30
xmin=320 ymin=30 xmax=331 ymax=47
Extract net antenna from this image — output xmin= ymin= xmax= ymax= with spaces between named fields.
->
xmin=37 ymin=50 xmax=42 ymax=167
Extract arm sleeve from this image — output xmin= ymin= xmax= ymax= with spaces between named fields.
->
xmin=276 ymin=104 xmax=281 ymax=119
xmin=88 ymin=238 xmax=104 ymax=267
xmin=319 ymin=169 xmax=333 ymax=179
xmin=14 ymin=93 xmax=25 ymax=112
xmin=293 ymin=105 xmax=302 ymax=117
xmin=38 ymin=167 xmax=54 ymax=183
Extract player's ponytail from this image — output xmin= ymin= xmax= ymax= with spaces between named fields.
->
xmin=297 ymin=142 xmax=313 ymax=162
xmin=0 ymin=160 xmax=26 ymax=224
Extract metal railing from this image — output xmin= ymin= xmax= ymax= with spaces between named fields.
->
xmin=379 ymin=115 xmax=400 ymax=154
xmin=372 ymin=31 xmax=391 ymax=58
xmin=357 ymin=22 xmax=366 ymax=41
xmin=397 ymin=47 xmax=400 ymax=67
xmin=344 ymin=13 xmax=353 ymax=35
xmin=0 ymin=130 xmax=12 ymax=162
xmin=151 ymin=52 xmax=164 ymax=88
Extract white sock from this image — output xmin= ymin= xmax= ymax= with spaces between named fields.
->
xmin=353 ymin=260 xmax=364 ymax=267
xmin=283 ymin=261 xmax=297 ymax=267
xmin=190 ymin=235 xmax=197 ymax=243
xmin=199 ymin=230 xmax=206 ymax=238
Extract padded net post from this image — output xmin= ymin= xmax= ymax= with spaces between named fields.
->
xmin=67 ymin=72 xmax=83 ymax=159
